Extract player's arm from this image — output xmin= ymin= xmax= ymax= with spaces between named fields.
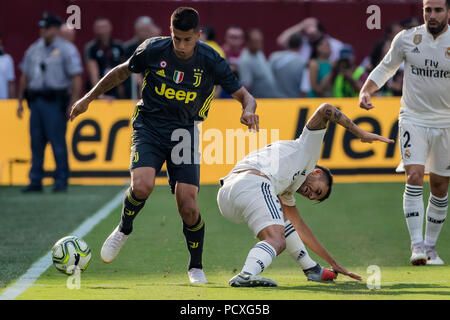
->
xmin=16 ymin=73 xmax=28 ymax=119
xmin=306 ymin=103 xmax=394 ymax=144
xmin=282 ymin=203 xmax=362 ymax=281
xmin=359 ymin=79 xmax=379 ymax=110
xmin=231 ymin=86 xmax=259 ymax=132
xmin=69 ymin=61 xmax=132 ymax=121
xmin=359 ymin=30 xmax=404 ymax=110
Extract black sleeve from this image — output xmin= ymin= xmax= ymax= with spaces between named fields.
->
xmin=214 ymin=55 xmax=242 ymax=95
xmin=128 ymin=38 xmax=152 ymax=73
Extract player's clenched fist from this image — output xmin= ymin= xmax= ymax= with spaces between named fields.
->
xmin=70 ymin=97 xmax=91 ymax=121
xmin=359 ymin=91 xmax=374 ymax=110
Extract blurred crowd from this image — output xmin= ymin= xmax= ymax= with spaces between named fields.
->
xmin=0 ymin=13 xmax=424 ymax=101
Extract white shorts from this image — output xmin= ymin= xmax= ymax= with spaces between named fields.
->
xmin=396 ymin=119 xmax=450 ymax=177
xmin=217 ymin=172 xmax=285 ymax=236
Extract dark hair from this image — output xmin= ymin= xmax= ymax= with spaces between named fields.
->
xmin=202 ymin=25 xmax=216 ymax=41
xmin=447 ymin=0 xmax=450 ymax=8
xmin=309 ymin=35 xmax=327 ymax=60
xmin=287 ymin=33 xmax=302 ymax=50
xmin=171 ymin=7 xmax=200 ymax=31
xmin=315 ymin=165 xmax=333 ymax=202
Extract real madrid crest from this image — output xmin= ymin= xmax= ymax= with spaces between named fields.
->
xmin=446 ymin=47 xmax=450 ymax=59
xmin=413 ymin=34 xmax=422 ymax=45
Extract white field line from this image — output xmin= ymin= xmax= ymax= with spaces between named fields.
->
xmin=0 ymin=187 xmax=126 ymax=300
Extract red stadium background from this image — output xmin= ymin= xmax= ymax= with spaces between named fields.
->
xmin=1 ymin=0 xmax=422 ymax=91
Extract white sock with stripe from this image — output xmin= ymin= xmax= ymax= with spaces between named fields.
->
xmin=425 ymin=194 xmax=448 ymax=247
xmin=241 ymin=241 xmax=276 ymax=276
xmin=403 ymin=184 xmax=424 ymax=245
xmin=284 ymin=220 xmax=317 ymax=270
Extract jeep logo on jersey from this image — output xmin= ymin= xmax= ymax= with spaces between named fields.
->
xmin=155 ymin=83 xmax=197 ymax=103
xmin=173 ymin=70 xmax=184 ymax=84
xmin=413 ymin=34 xmax=422 ymax=45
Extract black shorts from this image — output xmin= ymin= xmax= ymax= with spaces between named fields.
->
xmin=130 ymin=112 xmax=200 ymax=194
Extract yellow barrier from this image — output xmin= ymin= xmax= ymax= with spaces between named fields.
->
xmin=0 ymin=97 xmax=405 ymax=186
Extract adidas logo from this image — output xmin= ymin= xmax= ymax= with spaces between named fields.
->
xmin=446 ymin=165 xmax=450 ymax=170
xmin=411 ymin=47 xmax=420 ymax=53
xmin=156 ymin=69 xmax=165 ymax=77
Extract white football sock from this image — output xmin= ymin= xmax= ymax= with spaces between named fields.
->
xmin=425 ymin=194 xmax=448 ymax=247
xmin=284 ymin=220 xmax=317 ymax=270
xmin=403 ymin=184 xmax=424 ymax=245
xmin=241 ymin=241 xmax=276 ymax=276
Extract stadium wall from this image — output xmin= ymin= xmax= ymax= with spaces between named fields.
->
xmin=0 ymin=98 xmax=405 ymax=186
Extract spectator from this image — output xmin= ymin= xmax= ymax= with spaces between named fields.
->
xmin=123 ymin=16 xmax=161 ymax=99
xmin=307 ymin=36 xmax=333 ymax=98
xmin=332 ymin=45 xmax=364 ymax=98
xmin=0 ymin=32 xmax=15 ymax=99
xmin=277 ymin=17 xmax=344 ymax=63
xmin=60 ymin=23 xmax=76 ymax=44
xmin=84 ymin=17 xmax=125 ymax=99
xmin=201 ymin=25 xmax=226 ymax=98
xmin=269 ymin=33 xmax=307 ymax=98
xmin=277 ymin=18 xmax=344 ymax=97
xmin=16 ymin=13 xmax=83 ymax=193
xmin=124 ymin=16 xmax=161 ymax=59
xmin=363 ymin=22 xmax=404 ymax=97
xmin=238 ymin=28 xmax=280 ymax=98
xmin=222 ymin=25 xmax=245 ymax=74
xmin=200 ymin=25 xmax=226 ymax=58
xmin=361 ymin=22 xmax=403 ymax=73
xmin=401 ymin=16 xmax=421 ymax=29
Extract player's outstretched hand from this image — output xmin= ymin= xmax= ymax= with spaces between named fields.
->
xmin=359 ymin=92 xmax=374 ymax=110
xmin=240 ymin=111 xmax=259 ymax=132
xmin=359 ymin=131 xmax=395 ymax=144
xmin=70 ymin=96 xmax=91 ymax=121
xmin=331 ymin=261 xmax=363 ymax=281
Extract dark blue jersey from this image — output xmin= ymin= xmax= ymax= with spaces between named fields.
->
xmin=128 ymin=37 xmax=242 ymax=127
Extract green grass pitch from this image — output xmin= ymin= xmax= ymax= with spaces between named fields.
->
xmin=1 ymin=183 xmax=450 ymax=300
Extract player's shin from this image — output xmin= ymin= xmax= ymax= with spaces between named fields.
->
xmin=183 ymin=214 xmax=205 ymax=270
xmin=119 ymin=187 xmax=147 ymax=235
xmin=403 ymin=184 xmax=425 ymax=244
xmin=425 ymin=194 xmax=448 ymax=247
xmin=241 ymin=241 xmax=277 ymax=276
xmin=284 ymin=220 xmax=317 ymax=270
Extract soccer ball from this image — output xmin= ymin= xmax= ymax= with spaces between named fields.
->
xmin=51 ymin=236 xmax=91 ymax=275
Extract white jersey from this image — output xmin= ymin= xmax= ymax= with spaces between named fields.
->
xmin=229 ymin=127 xmax=326 ymax=206
xmin=368 ymin=25 xmax=450 ymax=128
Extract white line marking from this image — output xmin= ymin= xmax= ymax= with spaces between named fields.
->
xmin=0 ymin=187 xmax=126 ymax=300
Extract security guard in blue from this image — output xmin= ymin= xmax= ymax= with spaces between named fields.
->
xmin=17 ymin=13 xmax=83 ymax=193
xmin=70 ymin=7 xmax=259 ymax=284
